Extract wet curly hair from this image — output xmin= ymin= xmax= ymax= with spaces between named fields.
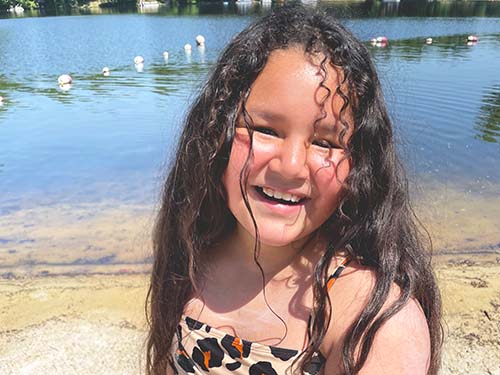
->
xmin=146 ymin=4 xmax=442 ymax=374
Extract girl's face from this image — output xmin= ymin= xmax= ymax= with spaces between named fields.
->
xmin=223 ymin=48 xmax=351 ymax=248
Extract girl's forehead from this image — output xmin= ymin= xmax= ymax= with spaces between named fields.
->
xmin=244 ymin=48 xmax=349 ymax=130
xmin=248 ymin=48 xmax=343 ymax=101
xmin=264 ymin=48 xmax=337 ymax=79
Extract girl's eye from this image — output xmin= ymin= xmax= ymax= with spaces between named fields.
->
xmin=312 ymin=139 xmax=336 ymax=149
xmin=253 ymin=127 xmax=277 ymax=137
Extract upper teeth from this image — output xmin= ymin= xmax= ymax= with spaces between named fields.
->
xmin=261 ymin=187 xmax=302 ymax=203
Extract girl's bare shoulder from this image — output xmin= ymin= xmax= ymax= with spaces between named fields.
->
xmin=322 ymin=261 xmax=431 ymax=374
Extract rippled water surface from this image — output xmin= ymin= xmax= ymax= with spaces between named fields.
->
xmin=0 ymin=2 xmax=499 ymax=274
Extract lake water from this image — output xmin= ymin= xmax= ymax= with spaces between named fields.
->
xmin=0 ymin=1 xmax=499 ymax=276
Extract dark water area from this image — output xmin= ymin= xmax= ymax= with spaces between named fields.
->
xmin=3 ymin=0 xmax=500 ymax=19
xmin=0 ymin=1 xmax=499 ymax=273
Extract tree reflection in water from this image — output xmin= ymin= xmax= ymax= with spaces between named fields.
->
xmin=475 ymin=85 xmax=500 ymax=144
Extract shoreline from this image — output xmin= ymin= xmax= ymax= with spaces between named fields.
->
xmin=1 ymin=257 xmax=499 ymax=374
xmin=2 ymin=181 xmax=499 ymax=278
xmin=1 ymin=250 xmax=498 ymax=280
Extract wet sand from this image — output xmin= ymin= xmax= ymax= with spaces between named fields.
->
xmin=1 ymin=256 xmax=499 ymax=375
xmin=1 ymin=182 xmax=499 ymax=279
xmin=0 ymin=202 xmax=155 ymax=275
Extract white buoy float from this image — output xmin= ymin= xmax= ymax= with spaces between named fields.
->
xmin=135 ymin=63 xmax=144 ymax=72
xmin=102 ymin=67 xmax=110 ymax=76
xmin=195 ymin=35 xmax=205 ymax=47
xmin=466 ymin=35 xmax=478 ymax=46
xmin=163 ymin=51 xmax=169 ymax=60
xmin=58 ymin=74 xmax=72 ymax=86
xmin=134 ymin=56 xmax=145 ymax=72
xmin=370 ymin=36 xmax=387 ymax=48
xmin=59 ymin=82 xmax=72 ymax=91
xmin=184 ymin=43 xmax=192 ymax=52
xmin=0 ymin=96 xmax=4 ymax=106
xmin=426 ymin=38 xmax=433 ymax=44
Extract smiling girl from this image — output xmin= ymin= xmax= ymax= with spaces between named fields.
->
xmin=146 ymin=5 xmax=442 ymax=375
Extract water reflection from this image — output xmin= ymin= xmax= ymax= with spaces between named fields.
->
xmin=0 ymin=62 xmax=211 ymax=108
xmin=370 ymin=34 xmax=495 ymax=62
xmin=4 ymin=0 xmax=500 ymax=19
xmin=149 ymin=63 xmax=209 ymax=96
xmin=235 ymin=1 xmax=256 ymax=16
xmin=197 ymin=46 xmax=206 ymax=64
xmin=0 ymin=75 xmax=24 ymax=93
xmin=0 ymin=32 xmax=495 ymax=107
xmin=137 ymin=2 xmax=161 ymax=14
xmin=475 ymin=85 xmax=500 ymax=144
xmin=352 ymin=0 xmax=500 ymax=18
xmin=205 ymin=0 xmax=500 ymax=18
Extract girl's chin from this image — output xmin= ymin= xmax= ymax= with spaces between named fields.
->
xmin=253 ymin=230 xmax=310 ymax=249
xmin=232 ymin=217 xmax=313 ymax=249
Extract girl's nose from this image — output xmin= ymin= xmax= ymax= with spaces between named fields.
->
xmin=268 ymin=138 xmax=308 ymax=180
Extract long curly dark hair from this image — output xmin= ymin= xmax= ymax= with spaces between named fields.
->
xmin=146 ymin=5 xmax=442 ymax=375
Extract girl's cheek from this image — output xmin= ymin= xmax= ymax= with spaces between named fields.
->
xmin=228 ymin=131 xmax=277 ymax=176
xmin=226 ymin=132 xmax=250 ymax=175
xmin=309 ymin=150 xmax=349 ymax=184
xmin=251 ymin=137 xmax=278 ymax=165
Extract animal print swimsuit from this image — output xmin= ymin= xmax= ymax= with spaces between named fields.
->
xmin=171 ymin=257 xmax=351 ymax=374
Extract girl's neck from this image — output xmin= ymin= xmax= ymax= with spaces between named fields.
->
xmin=211 ymin=224 xmax=321 ymax=278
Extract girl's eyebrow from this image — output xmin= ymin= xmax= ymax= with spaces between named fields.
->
xmin=245 ymin=108 xmax=338 ymax=134
xmin=315 ymin=122 xmax=339 ymax=135
xmin=245 ymin=108 xmax=287 ymax=122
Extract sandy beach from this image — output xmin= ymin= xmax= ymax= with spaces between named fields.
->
xmin=1 ymin=255 xmax=499 ymax=375
xmin=0 ymin=273 xmax=149 ymax=375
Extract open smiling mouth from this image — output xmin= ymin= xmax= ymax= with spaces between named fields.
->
xmin=254 ymin=186 xmax=306 ymax=206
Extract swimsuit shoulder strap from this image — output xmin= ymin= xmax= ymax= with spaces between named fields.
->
xmin=306 ymin=256 xmax=352 ymax=342
xmin=326 ymin=256 xmax=351 ymax=291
